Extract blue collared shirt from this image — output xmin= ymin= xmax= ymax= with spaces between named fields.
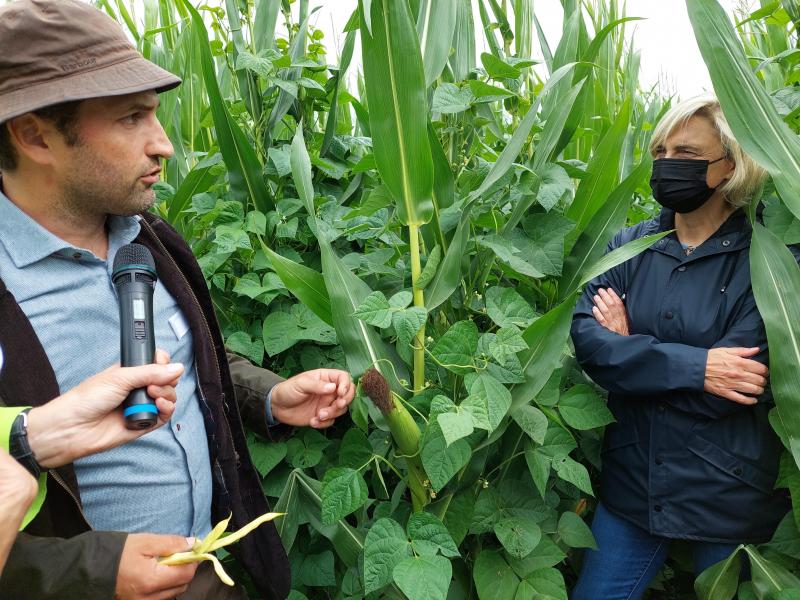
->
xmin=0 ymin=193 xmax=213 ymax=538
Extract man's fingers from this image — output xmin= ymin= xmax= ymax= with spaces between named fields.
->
xmin=122 ymin=363 xmax=185 ymax=391
xmin=310 ymin=416 xmax=335 ymax=429
xmin=154 ymin=349 xmax=171 ymax=365
xmin=147 ymin=384 xmax=177 ymax=403
xmin=317 ymin=403 xmax=348 ymax=422
xmin=297 ymin=376 xmax=337 ymax=396
xmin=142 ymin=534 xmax=194 ymax=557
xmin=154 ymin=397 xmax=177 ymax=422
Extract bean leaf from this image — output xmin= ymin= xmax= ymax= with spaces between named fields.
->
xmin=321 ymin=467 xmax=369 ymax=525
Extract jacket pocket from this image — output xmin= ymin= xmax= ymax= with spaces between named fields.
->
xmin=602 ymin=421 xmax=639 ymax=453
xmin=687 ymin=434 xmax=776 ymax=495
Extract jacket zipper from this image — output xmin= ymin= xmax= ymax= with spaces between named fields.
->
xmin=50 ymin=469 xmax=92 ymax=527
xmin=140 ymin=219 xmax=223 ymax=386
xmin=140 ymin=219 xmax=240 ymax=464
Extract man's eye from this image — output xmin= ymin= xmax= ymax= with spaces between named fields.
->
xmin=121 ymin=113 xmax=141 ymax=124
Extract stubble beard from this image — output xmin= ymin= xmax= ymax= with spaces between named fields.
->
xmin=59 ymin=147 xmax=157 ymax=222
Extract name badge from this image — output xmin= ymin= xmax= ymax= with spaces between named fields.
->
xmin=169 ymin=311 xmax=190 ymax=341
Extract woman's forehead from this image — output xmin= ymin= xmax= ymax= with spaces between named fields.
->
xmin=663 ymin=115 xmax=720 ymax=147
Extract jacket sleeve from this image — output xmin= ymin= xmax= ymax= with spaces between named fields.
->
xmin=571 ymin=236 xmax=708 ymax=396
xmin=226 ymin=352 xmax=290 ymax=439
xmin=662 ymin=286 xmax=768 ymax=419
xmin=0 ymin=530 xmax=127 ymax=600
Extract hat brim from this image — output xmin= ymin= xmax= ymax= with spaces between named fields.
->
xmin=0 ymin=55 xmax=181 ymax=124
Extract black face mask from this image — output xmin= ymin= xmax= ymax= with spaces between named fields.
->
xmin=649 ymin=157 xmax=725 ymax=213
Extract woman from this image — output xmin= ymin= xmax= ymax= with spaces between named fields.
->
xmin=0 ymin=349 xmax=184 ymax=573
xmin=570 ymin=95 xmax=795 ymax=599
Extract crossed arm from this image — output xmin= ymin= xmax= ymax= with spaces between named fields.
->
xmin=588 ymin=286 xmax=768 ymax=406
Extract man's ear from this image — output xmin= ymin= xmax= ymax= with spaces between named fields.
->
xmin=6 ymin=114 xmax=59 ymax=167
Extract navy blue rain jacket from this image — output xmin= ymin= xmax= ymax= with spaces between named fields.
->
xmin=571 ymin=207 xmax=794 ymax=543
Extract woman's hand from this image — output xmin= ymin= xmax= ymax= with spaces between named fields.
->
xmin=26 ymin=349 xmax=184 ymax=468
xmin=704 ymin=347 xmax=768 ymax=405
xmin=592 ymin=288 xmax=630 ymax=336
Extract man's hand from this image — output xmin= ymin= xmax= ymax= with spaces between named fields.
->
xmin=0 ymin=450 xmax=38 ymax=572
xmin=271 ymin=369 xmax=355 ymax=428
xmin=115 ymin=533 xmax=198 ymax=600
xmin=26 ymin=349 xmax=184 ymax=468
xmin=705 ymin=347 xmax=768 ymax=405
xmin=592 ymin=287 xmax=630 ymax=336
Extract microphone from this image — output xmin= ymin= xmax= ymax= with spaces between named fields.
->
xmin=112 ymin=243 xmax=158 ymax=430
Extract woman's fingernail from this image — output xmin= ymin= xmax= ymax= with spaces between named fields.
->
xmin=167 ymin=363 xmax=184 ymax=374
xmin=325 ymin=383 xmax=336 ymax=391
xmin=320 ymin=410 xmax=328 ymax=419
xmin=186 ymin=537 xmax=196 ymax=547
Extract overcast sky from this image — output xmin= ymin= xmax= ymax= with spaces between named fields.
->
xmin=308 ymin=0 xmax=747 ymax=99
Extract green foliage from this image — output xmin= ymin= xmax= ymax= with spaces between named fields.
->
xmin=94 ymin=0 xmax=800 ymax=596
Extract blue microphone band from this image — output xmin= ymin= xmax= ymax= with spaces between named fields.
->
xmin=124 ymin=404 xmax=158 ymax=418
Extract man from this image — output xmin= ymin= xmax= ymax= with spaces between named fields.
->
xmin=0 ymin=1 xmax=355 ymax=599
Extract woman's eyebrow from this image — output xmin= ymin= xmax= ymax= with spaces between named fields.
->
xmin=673 ymin=144 xmax=702 ymax=153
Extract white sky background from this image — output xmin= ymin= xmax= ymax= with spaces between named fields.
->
xmin=306 ymin=0 xmax=748 ymax=99
xmin=118 ymin=0 xmax=755 ymax=98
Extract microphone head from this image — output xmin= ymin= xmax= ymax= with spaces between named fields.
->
xmin=113 ymin=243 xmax=157 ymax=280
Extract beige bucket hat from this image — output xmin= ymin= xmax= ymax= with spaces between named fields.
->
xmin=0 ymin=0 xmax=181 ymax=124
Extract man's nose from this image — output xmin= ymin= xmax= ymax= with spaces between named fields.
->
xmin=147 ymin=119 xmax=174 ymax=160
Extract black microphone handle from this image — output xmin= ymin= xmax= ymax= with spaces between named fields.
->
xmin=117 ymin=278 xmax=157 ymax=430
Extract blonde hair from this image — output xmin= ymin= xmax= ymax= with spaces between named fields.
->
xmin=648 ymin=95 xmax=767 ymax=207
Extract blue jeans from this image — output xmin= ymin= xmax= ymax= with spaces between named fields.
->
xmin=571 ymin=503 xmax=741 ymax=600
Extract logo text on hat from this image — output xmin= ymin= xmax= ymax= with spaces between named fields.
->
xmin=61 ymin=57 xmax=98 ymax=73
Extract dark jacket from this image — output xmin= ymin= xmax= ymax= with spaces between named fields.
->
xmin=571 ymin=208 xmax=793 ymax=543
xmin=0 ymin=213 xmax=290 ymax=599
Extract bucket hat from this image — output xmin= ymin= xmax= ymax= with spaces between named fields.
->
xmin=0 ymin=0 xmax=181 ymax=124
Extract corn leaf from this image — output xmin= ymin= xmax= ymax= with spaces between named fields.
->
xmin=290 ymin=127 xmax=408 ymax=385
xmin=510 ymin=299 xmax=575 ymax=411
xmin=181 ymin=0 xmax=273 ymax=214
xmin=687 ymin=0 xmax=800 ymax=221
xmin=565 ymin=98 xmax=631 ymax=244
xmin=750 ymin=223 xmax=800 ymax=468
xmin=559 ymin=155 xmax=653 ymax=299
xmin=360 ymin=0 xmax=434 ymax=226
xmin=259 ymin=240 xmax=333 ymax=326
xmin=253 ymin=0 xmax=280 ymax=53
xmin=449 ymin=0 xmax=476 ymax=81
xmin=416 ymin=0 xmax=458 ymax=88
xmin=694 ymin=545 xmax=743 ymax=600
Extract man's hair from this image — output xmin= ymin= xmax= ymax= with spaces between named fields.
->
xmin=0 ymin=101 xmax=82 ymax=172
xmin=648 ymin=95 xmax=767 ymax=208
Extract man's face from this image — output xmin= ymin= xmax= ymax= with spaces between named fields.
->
xmin=54 ymin=91 xmax=174 ymax=217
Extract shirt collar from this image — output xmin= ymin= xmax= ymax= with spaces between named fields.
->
xmin=0 ymin=190 xmax=141 ymax=268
